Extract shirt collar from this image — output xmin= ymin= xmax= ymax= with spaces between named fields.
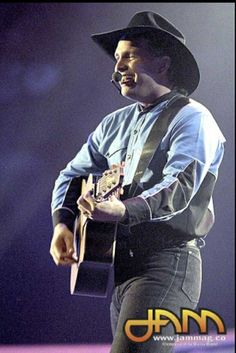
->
xmin=138 ymin=91 xmax=180 ymax=113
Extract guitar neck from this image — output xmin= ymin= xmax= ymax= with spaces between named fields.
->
xmin=70 ymin=165 xmax=124 ymax=297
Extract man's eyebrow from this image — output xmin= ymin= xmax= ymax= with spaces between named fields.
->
xmin=114 ymin=49 xmax=138 ymax=59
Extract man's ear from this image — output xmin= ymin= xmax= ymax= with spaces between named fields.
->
xmin=156 ymin=56 xmax=171 ymax=74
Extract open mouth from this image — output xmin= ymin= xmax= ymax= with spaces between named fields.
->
xmin=121 ymin=76 xmax=135 ymax=86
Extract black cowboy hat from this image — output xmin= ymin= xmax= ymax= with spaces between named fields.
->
xmin=91 ymin=11 xmax=200 ymax=95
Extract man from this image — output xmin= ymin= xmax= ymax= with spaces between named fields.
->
xmin=50 ymin=11 xmax=225 ymax=352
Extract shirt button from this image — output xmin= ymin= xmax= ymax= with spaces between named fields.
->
xmin=127 ymin=154 xmax=132 ymax=160
xmin=133 ymin=130 xmax=138 ymax=134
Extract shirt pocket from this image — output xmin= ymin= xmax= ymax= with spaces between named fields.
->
xmin=105 ymin=146 xmax=127 ymax=167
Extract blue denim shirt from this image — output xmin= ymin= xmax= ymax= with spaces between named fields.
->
xmin=51 ymin=97 xmax=225 ymax=237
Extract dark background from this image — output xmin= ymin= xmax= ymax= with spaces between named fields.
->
xmin=0 ymin=3 xmax=234 ymax=344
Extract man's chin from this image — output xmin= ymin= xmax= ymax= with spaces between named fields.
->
xmin=121 ymin=87 xmax=137 ymax=100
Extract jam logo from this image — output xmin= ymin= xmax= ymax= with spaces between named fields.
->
xmin=124 ymin=308 xmax=226 ymax=342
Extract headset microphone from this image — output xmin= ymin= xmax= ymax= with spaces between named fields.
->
xmin=111 ymin=72 xmax=122 ymax=94
xmin=112 ymin=72 xmax=122 ymax=82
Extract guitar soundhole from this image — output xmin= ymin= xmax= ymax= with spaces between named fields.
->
xmin=84 ymin=221 xmax=116 ymax=263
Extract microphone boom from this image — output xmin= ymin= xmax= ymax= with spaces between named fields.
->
xmin=111 ymin=72 xmax=122 ymax=94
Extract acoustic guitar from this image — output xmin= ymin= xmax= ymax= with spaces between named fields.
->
xmin=70 ymin=165 xmax=124 ymax=297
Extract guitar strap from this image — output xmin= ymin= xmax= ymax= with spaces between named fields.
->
xmin=128 ymin=94 xmax=190 ymax=197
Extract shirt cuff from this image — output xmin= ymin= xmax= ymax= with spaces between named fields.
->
xmin=52 ymin=207 xmax=76 ymax=232
xmin=122 ymin=196 xmax=151 ymax=226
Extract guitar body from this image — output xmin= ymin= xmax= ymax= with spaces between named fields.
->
xmin=70 ymin=168 xmax=123 ymax=297
xmin=70 ymin=219 xmax=117 ymax=297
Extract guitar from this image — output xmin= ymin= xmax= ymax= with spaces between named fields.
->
xmin=70 ymin=165 xmax=124 ymax=297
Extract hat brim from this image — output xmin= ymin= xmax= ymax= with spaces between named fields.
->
xmin=91 ymin=26 xmax=200 ymax=95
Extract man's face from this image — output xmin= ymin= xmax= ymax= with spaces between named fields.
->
xmin=114 ymin=39 xmax=169 ymax=103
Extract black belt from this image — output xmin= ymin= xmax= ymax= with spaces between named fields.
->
xmin=116 ymin=223 xmax=205 ymax=256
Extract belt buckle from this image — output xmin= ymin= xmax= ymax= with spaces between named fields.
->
xmin=129 ymin=249 xmax=134 ymax=257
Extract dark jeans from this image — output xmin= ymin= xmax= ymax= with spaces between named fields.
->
xmin=110 ymin=243 xmax=202 ymax=353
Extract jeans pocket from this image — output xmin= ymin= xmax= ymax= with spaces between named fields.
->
xmin=181 ymin=249 xmax=202 ymax=303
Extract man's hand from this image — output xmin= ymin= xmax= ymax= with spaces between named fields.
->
xmin=50 ymin=223 xmax=76 ymax=266
xmin=77 ymin=191 xmax=126 ymax=222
